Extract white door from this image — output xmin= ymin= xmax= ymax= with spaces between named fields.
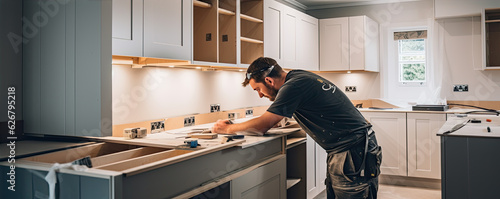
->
xmin=282 ymin=6 xmax=298 ymax=69
xmin=297 ymin=13 xmax=319 ymax=71
xmin=112 ymin=0 xmax=143 ymax=57
xmin=362 ymin=112 xmax=407 ymax=176
xmin=264 ymin=0 xmax=283 ymax=64
xmin=407 ymin=113 xmax=445 ymax=179
xmin=143 ymin=0 xmax=191 ymax=60
xmin=319 ymin=17 xmax=349 ymax=71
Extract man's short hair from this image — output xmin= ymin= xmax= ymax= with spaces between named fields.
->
xmin=242 ymin=57 xmax=284 ymax=87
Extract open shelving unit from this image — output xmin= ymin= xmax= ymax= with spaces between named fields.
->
xmin=483 ymin=8 xmax=500 ymax=68
xmin=240 ymin=0 xmax=264 ymax=64
xmin=193 ymin=0 xmax=237 ymax=64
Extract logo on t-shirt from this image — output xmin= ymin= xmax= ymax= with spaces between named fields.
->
xmin=317 ymin=79 xmax=336 ymax=93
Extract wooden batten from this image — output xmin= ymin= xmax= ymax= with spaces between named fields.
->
xmin=94 ymin=149 xmax=192 ymax=172
xmin=91 ymin=147 xmax=166 ymax=168
xmin=21 ymin=143 xmax=135 ymax=164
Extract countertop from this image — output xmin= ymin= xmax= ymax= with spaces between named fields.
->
xmin=358 ymin=107 xmax=491 ymax=114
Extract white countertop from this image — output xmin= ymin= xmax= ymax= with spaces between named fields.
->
xmin=438 ymin=115 xmax=500 ymax=138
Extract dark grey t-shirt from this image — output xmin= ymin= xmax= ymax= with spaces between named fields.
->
xmin=267 ymin=70 xmax=370 ymax=152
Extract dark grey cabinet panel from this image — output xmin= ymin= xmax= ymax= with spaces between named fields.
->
xmin=22 ymin=0 xmax=112 ymax=137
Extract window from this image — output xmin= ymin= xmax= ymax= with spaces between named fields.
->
xmin=394 ymin=30 xmax=427 ymax=85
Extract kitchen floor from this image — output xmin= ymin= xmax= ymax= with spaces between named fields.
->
xmin=313 ymin=184 xmax=441 ymax=199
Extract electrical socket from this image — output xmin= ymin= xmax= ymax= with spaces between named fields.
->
xmin=345 ymin=86 xmax=357 ymax=92
xmin=150 ymin=120 xmax=165 ymax=133
xmin=210 ymin=104 xmax=221 ymax=112
xmin=228 ymin=112 xmax=239 ymax=120
xmin=245 ymin=109 xmax=253 ymax=117
xmin=184 ymin=116 xmax=195 ymax=127
xmin=453 ymin=84 xmax=469 ymax=92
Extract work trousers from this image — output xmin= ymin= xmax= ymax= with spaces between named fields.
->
xmin=326 ymin=132 xmax=380 ymax=199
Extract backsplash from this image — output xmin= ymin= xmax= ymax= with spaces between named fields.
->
xmin=112 ymin=65 xmax=272 ymax=125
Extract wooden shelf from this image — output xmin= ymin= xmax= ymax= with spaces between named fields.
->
xmin=241 ymin=37 xmax=263 ymax=44
xmin=193 ymin=0 xmax=211 ymax=8
xmin=486 ymin=19 xmax=500 ymax=23
xmin=218 ymin=8 xmax=235 ymax=16
xmin=286 ymin=178 xmax=301 ymax=189
xmin=240 ymin=14 xmax=263 ymax=23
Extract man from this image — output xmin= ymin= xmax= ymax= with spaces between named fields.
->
xmin=213 ymin=57 xmax=382 ymax=199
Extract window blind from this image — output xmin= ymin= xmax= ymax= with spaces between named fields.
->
xmin=394 ymin=30 xmax=427 ymax=40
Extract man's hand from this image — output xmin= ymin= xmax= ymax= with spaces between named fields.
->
xmin=212 ymin=119 xmax=235 ymax=134
xmin=211 ymin=112 xmax=284 ymax=136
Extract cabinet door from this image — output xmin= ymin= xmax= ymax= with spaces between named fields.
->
xmin=319 ymin=17 xmax=349 ymax=71
xmin=306 ymin=134 xmax=327 ymax=199
xmin=297 ymin=13 xmax=319 ymax=71
xmin=143 ymin=0 xmax=191 ymax=60
xmin=23 ymin=0 xmax=112 ymax=137
xmin=407 ymin=113 xmax=445 ymax=179
xmin=282 ymin=6 xmax=298 ymax=69
xmin=362 ymin=112 xmax=407 ymax=176
xmin=231 ymin=155 xmax=286 ymax=199
xmin=349 ymin=16 xmax=366 ymax=71
xmin=112 ymin=0 xmax=143 ymax=57
xmin=264 ymin=0 xmax=283 ymax=64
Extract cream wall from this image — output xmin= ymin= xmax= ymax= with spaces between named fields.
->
xmin=112 ymin=66 xmax=272 ymax=125
xmin=308 ymin=0 xmax=500 ymax=103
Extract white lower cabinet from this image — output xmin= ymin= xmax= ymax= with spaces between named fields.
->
xmin=361 ymin=111 xmax=445 ymax=179
xmin=361 ymin=112 xmax=407 ymax=176
xmin=306 ymin=134 xmax=327 ymax=199
xmin=407 ymin=113 xmax=445 ymax=179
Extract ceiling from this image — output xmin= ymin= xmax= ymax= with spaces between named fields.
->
xmin=288 ymin=0 xmax=420 ymax=10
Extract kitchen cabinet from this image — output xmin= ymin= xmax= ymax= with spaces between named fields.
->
xmin=264 ymin=0 xmax=283 ymax=64
xmin=263 ymin=0 xmax=319 ymax=70
xmin=143 ymin=0 xmax=192 ymax=60
xmin=306 ymin=134 xmax=327 ymax=199
xmin=407 ymin=113 xmax=445 ymax=179
xmin=482 ymin=8 xmax=500 ymax=69
xmin=1 ymin=137 xmax=284 ymax=199
xmin=23 ymin=0 xmax=112 ymax=137
xmin=297 ymin=13 xmax=319 ymax=71
xmin=111 ymin=0 xmax=191 ymax=60
xmin=361 ymin=112 xmax=407 ymax=176
xmin=435 ymin=0 xmax=500 ymax=19
xmin=193 ymin=0 xmax=237 ymax=65
xmin=112 ymin=0 xmax=143 ymax=57
xmin=320 ymin=16 xmax=379 ymax=72
xmin=231 ymin=155 xmax=286 ymax=198
xmin=240 ymin=0 xmax=264 ymax=65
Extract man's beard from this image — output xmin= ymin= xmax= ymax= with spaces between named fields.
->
xmin=264 ymin=82 xmax=278 ymax=101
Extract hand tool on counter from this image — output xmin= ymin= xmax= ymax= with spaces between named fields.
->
xmin=220 ymin=135 xmax=245 ymax=144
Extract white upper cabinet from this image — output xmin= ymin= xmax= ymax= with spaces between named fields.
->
xmin=264 ymin=0 xmax=283 ymax=64
xmin=297 ymin=11 xmax=319 ymax=71
xmin=319 ymin=17 xmax=349 ymax=71
xmin=320 ymin=16 xmax=379 ymax=72
xmin=435 ymin=0 xmax=500 ymax=19
xmin=112 ymin=0 xmax=143 ymax=57
xmin=264 ymin=0 xmax=319 ymax=71
xmin=112 ymin=0 xmax=192 ymax=60
xmin=144 ymin=0 xmax=192 ymax=60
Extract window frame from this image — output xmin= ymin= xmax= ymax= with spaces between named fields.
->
xmin=393 ymin=29 xmax=429 ymax=87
